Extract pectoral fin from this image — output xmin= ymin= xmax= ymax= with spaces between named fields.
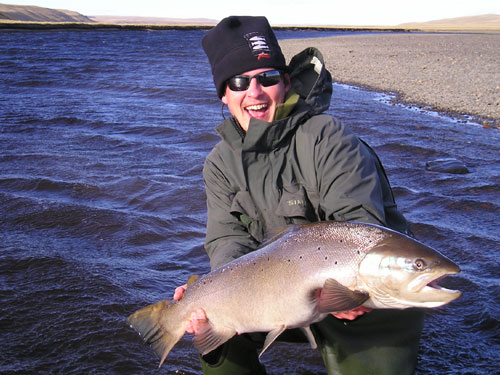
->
xmin=259 ymin=325 xmax=287 ymax=358
xmin=193 ymin=323 xmax=235 ymax=356
xmin=316 ymin=278 xmax=369 ymax=313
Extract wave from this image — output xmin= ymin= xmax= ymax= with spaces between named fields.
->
xmin=0 ymin=190 xmax=204 ymax=247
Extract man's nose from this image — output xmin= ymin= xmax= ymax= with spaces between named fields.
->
xmin=246 ymin=77 xmax=264 ymax=96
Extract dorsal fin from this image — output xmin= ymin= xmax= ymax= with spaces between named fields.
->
xmin=186 ymin=274 xmax=201 ymax=287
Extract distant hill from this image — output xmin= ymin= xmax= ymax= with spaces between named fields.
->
xmin=399 ymin=14 xmax=500 ymax=28
xmin=89 ymin=15 xmax=217 ymax=25
xmin=0 ymin=3 xmax=216 ymax=25
xmin=0 ymin=3 xmax=93 ymax=22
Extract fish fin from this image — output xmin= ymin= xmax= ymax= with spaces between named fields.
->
xmin=316 ymin=278 xmax=369 ymax=313
xmin=300 ymin=326 xmax=317 ymax=349
xmin=193 ymin=323 xmax=235 ymax=356
xmin=259 ymin=325 xmax=287 ymax=358
xmin=186 ymin=274 xmax=201 ymax=287
xmin=127 ymin=299 xmax=185 ymax=367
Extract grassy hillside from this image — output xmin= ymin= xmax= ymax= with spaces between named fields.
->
xmin=0 ymin=3 xmax=93 ymax=22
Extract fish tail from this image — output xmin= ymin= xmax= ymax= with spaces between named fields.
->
xmin=127 ymin=299 xmax=185 ymax=367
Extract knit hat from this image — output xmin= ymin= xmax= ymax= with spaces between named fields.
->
xmin=202 ymin=16 xmax=287 ymax=98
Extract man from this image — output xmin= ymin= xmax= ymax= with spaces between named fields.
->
xmin=175 ymin=16 xmax=424 ymax=375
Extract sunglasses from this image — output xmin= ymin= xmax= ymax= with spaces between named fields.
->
xmin=227 ymin=70 xmax=283 ymax=91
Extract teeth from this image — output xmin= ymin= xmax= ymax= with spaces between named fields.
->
xmin=246 ymin=104 xmax=267 ymax=111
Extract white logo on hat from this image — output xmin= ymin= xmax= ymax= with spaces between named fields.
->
xmin=245 ymin=33 xmax=272 ymax=59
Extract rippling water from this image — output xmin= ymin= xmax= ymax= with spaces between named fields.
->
xmin=0 ymin=29 xmax=499 ymax=375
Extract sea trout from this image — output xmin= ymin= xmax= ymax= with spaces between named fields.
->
xmin=127 ymin=221 xmax=461 ymax=366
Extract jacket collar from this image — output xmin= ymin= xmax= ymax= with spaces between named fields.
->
xmin=215 ymin=103 xmax=310 ymax=152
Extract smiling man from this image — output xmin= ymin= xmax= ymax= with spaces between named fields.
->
xmin=221 ymin=68 xmax=290 ymax=131
xmin=174 ymin=15 xmax=424 ymax=375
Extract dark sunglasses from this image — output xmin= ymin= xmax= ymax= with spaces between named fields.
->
xmin=227 ymin=70 xmax=283 ymax=91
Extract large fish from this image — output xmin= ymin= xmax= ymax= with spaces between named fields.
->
xmin=127 ymin=221 xmax=461 ymax=366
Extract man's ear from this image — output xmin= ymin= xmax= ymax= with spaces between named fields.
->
xmin=221 ymin=93 xmax=228 ymax=105
xmin=283 ymin=73 xmax=292 ymax=91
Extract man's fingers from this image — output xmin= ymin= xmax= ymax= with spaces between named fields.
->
xmin=331 ymin=306 xmax=372 ymax=320
xmin=185 ymin=319 xmax=195 ymax=334
xmin=173 ymin=284 xmax=187 ymax=301
xmin=186 ymin=308 xmax=208 ymax=334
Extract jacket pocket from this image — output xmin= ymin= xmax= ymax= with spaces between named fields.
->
xmin=276 ymin=184 xmax=316 ymax=223
xmin=230 ymin=190 xmax=264 ymax=242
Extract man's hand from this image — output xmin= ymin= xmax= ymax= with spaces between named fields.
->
xmin=186 ymin=308 xmax=208 ymax=334
xmin=173 ymin=284 xmax=208 ymax=334
xmin=331 ymin=306 xmax=372 ymax=320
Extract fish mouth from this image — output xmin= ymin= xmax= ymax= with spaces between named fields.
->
xmin=425 ymin=274 xmax=460 ymax=294
xmin=412 ymin=272 xmax=462 ymax=307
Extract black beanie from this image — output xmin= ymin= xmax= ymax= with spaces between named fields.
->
xmin=202 ymin=16 xmax=287 ymax=98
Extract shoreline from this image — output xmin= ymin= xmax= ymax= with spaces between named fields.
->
xmin=0 ymin=21 xmax=213 ymax=31
xmin=1 ymin=20 xmax=499 ymax=33
xmin=0 ymin=22 xmax=420 ymax=33
xmin=280 ymin=33 xmax=500 ymax=128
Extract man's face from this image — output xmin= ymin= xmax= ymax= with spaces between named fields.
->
xmin=222 ymin=68 xmax=290 ymax=132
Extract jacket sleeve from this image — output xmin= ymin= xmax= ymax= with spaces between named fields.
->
xmin=310 ymin=115 xmax=388 ymax=226
xmin=203 ymin=152 xmax=260 ymax=270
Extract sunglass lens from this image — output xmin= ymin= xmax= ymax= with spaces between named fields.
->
xmin=228 ymin=76 xmax=250 ymax=91
xmin=258 ymin=71 xmax=282 ymax=87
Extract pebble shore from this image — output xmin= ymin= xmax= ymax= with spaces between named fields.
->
xmin=280 ymin=33 xmax=500 ymax=127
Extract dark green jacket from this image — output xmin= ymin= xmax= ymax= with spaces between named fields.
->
xmin=203 ymin=47 xmax=409 ymax=270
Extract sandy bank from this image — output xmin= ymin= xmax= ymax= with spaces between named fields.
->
xmin=280 ymin=33 xmax=500 ymax=127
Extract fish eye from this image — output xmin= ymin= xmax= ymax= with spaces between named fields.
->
xmin=413 ymin=258 xmax=427 ymax=270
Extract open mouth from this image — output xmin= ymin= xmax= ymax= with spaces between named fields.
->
xmin=404 ymin=272 xmax=462 ymax=308
xmin=245 ymin=104 xmax=268 ymax=117
xmin=246 ymin=104 xmax=268 ymax=111
xmin=424 ymin=274 xmax=461 ymax=297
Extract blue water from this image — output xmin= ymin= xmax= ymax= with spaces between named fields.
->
xmin=0 ymin=29 xmax=499 ymax=375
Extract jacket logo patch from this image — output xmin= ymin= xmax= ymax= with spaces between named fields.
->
xmin=287 ymin=199 xmax=306 ymax=206
xmin=245 ymin=32 xmax=272 ymax=59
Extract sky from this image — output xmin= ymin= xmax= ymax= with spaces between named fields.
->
xmin=2 ymin=0 xmax=499 ymax=26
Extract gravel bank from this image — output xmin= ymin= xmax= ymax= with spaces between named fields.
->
xmin=280 ymin=33 xmax=500 ymax=126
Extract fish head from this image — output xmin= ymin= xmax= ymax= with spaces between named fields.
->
xmin=358 ymin=233 xmax=461 ymax=309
